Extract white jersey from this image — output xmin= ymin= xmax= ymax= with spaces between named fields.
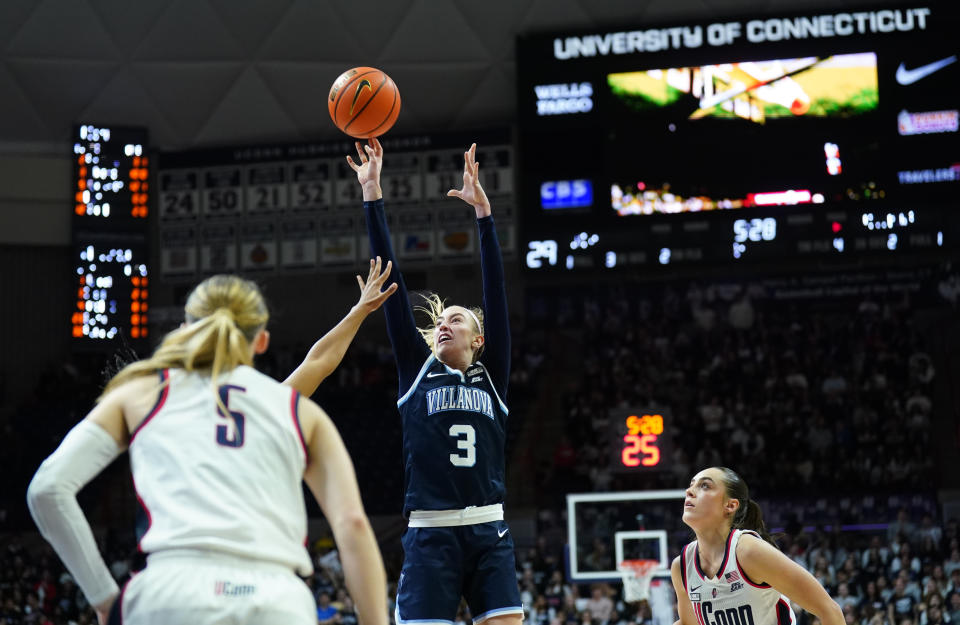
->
xmin=128 ymin=366 xmax=312 ymax=576
xmin=681 ymin=529 xmax=796 ymax=625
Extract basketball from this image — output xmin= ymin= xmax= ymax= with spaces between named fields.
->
xmin=328 ymin=67 xmax=401 ymax=139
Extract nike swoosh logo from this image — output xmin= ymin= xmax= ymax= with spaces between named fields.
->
xmin=349 ymin=79 xmax=373 ymax=115
xmin=426 ymin=372 xmax=449 ymax=378
xmin=896 ymin=56 xmax=957 ymax=86
xmin=691 ymin=585 xmax=701 ymax=592
xmin=498 ymin=528 xmax=509 ymax=538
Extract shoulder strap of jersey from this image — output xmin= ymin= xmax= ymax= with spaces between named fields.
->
xmin=732 ymin=529 xmax=772 ymax=588
xmin=129 ymin=369 xmax=171 ymax=443
xmin=680 ymin=542 xmax=691 ymax=591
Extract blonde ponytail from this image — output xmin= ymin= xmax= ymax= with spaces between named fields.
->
xmin=99 ymin=275 xmax=269 ymax=401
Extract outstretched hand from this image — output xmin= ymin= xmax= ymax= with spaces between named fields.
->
xmin=346 ymin=138 xmax=383 ymax=201
xmin=447 ymin=143 xmax=491 ymax=218
xmin=354 ymin=256 xmax=398 ymax=315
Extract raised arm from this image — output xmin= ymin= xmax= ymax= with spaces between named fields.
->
xmin=447 ymin=144 xmax=510 ymax=397
xmin=283 ymin=256 xmax=397 ymax=397
xmin=348 ymin=139 xmax=431 ymax=390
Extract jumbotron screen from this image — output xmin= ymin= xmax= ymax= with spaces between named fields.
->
xmin=517 ymin=4 xmax=960 ymax=270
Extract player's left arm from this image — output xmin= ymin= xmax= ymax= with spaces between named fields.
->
xmin=448 ymin=143 xmax=510 ymax=396
xmin=27 ymin=384 xmax=135 ymax=623
xmin=671 ymin=556 xmax=699 ymax=625
xmin=283 ymin=257 xmax=397 ymax=397
xmin=737 ymin=534 xmax=844 ymax=625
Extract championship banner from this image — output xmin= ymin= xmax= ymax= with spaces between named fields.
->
xmin=239 ymin=220 xmax=277 ymax=271
xmin=280 ymin=218 xmax=319 ymax=269
xmin=199 ymin=223 xmax=237 ymax=273
xmin=245 ymin=163 xmax=288 ymax=214
xmin=159 ymin=227 xmax=197 ymax=277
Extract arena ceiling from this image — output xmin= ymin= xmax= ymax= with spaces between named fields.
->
xmin=0 ymin=0 xmax=900 ymax=152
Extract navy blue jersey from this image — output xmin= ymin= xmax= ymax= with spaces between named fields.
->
xmin=364 ymin=198 xmax=511 ymax=516
xmin=397 ymin=355 xmax=508 ymax=514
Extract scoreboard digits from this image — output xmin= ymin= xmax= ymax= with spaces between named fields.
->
xmin=612 ymin=408 xmax=671 ymax=472
xmin=71 ymin=124 xmax=151 ymax=347
xmin=72 ymin=242 xmax=149 ymax=340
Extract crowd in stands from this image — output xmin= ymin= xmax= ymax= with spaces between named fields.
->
xmin=1 ymin=271 xmax=957 ymax=624
xmin=537 ymin=278 xmax=940 ymax=503
xmin=2 ymin=506 xmax=958 ymax=625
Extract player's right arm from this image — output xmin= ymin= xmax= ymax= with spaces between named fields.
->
xmin=447 ymin=143 xmax=511 ymax=397
xmin=26 ymin=375 xmax=160 ymax=624
xmin=349 ymin=138 xmax=430 ymax=390
xmin=283 ymin=256 xmax=397 ymax=397
xmin=300 ymin=397 xmax=387 ymax=625
xmin=671 ymin=555 xmax=699 ymax=625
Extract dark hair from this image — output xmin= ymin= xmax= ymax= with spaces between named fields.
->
xmin=717 ymin=467 xmax=777 ymax=547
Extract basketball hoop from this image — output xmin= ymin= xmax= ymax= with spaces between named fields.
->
xmin=618 ymin=559 xmax=659 ymax=603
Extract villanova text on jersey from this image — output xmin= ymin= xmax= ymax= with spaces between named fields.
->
xmin=425 ymin=385 xmax=495 ymax=420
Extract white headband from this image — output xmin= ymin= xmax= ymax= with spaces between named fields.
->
xmin=465 ymin=309 xmax=482 ymax=333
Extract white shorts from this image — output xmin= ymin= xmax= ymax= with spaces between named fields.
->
xmin=113 ymin=550 xmax=316 ymax=625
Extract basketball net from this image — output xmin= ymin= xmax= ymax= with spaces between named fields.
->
xmin=618 ymin=559 xmax=659 ymax=604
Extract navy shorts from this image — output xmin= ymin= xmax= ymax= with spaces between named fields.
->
xmin=396 ymin=520 xmax=523 ymax=624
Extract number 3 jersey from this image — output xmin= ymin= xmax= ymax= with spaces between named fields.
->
xmin=681 ymin=529 xmax=796 ymax=625
xmin=397 ymin=354 xmax=509 ymax=516
xmin=127 ymin=366 xmax=313 ymax=576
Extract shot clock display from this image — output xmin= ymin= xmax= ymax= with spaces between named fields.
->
xmin=517 ymin=3 xmax=960 ymax=272
xmin=611 ymin=408 xmax=672 ymax=472
xmin=71 ymin=124 xmax=151 ymax=347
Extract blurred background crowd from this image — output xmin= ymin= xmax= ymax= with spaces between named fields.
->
xmin=1 ymin=270 xmax=957 ymax=625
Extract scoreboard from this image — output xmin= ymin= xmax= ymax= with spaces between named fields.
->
xmin=71 ymin=124 xmax=151 ymax=344
xmin=156 ymin=130 xmax=516 ymax=279
xmin=610 ymin=408 xmax=672 ymax=473
xmin=517 ymin=3 xmax=960 ymax=272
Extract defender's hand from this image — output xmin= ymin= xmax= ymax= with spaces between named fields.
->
xmin=355 ymin=256 xmax=398 ymax=314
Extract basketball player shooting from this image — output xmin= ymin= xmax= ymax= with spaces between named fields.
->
xmin=348 ymin=138 xmax=524 ymax=625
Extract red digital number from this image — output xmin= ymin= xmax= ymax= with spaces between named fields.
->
xmin=622 ymin=434 xmax=660 ymax=467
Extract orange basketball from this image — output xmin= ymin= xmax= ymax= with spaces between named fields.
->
xmin=328 ymin=67 xmax=401 ymax=139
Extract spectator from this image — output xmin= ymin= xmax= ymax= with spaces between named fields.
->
xmin=945 ymin=591 xmax=960 ymax=624
xmin=835 ymin=582 xmax=861 ymax=611
xmin=923 ymin=565 xmax=949 ymax=597
xmin=888 ymin=511 xmax=916 ymax=544
xmin=891 ymin=545 xmax=923 ymax=581
xmin=585 ymin=584 xmax=614 ymax=624
xmin=317 ymin=591 xmax=340 ymax=625
xmin=887 ymin=578 xmax=918 ymax=625
xmin=919 ymin=517 xmax=943 ymax=548
xmin=530 ymin=594 xmax=553 ymax=625
xmin=861 ymin=580 xmax=887 ymax=616
xmin=944 ymin=550 xmax=960 ymax=578
xmin=544 ymin=571 xmax=571 ymax=612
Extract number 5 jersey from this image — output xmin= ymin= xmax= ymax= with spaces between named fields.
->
xmin=128 ymin=366 xmax=313 ymax=575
